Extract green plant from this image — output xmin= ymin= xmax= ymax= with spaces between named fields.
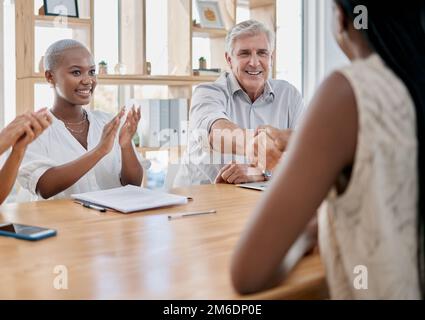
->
xmin=199 ymin=57 xmax=206 ymax=62
xmin=99 ymin=60 xmax=107 ymax=66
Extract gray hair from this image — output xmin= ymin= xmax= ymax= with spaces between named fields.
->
xmin=44 ymin=39 xmax=90 ymax=71
xmin=225 ymin=20 xmax=275 ymax=55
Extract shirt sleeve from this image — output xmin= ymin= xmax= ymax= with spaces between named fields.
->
xmin=289 ymin=88 xmax=305 ymax=129
xmin=189 ymin=83 xmax=230 ymax=133
xmin=17 ymin=137 xmax=59 ymax=196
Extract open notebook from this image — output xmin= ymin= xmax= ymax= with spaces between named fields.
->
xmin=71 ymin=185 xmax=188 ymax=213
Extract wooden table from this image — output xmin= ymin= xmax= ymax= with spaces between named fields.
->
xmin=0 ymin=184 xmax=327 ymax=299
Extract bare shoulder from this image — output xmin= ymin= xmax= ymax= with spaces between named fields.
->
xmin=311 ymin=71 xmax=356 ymax=115
xmin=292 ymin=71 xmax=358 ymax=168
xmin=302 ymin=71 xmax=357 ymax=133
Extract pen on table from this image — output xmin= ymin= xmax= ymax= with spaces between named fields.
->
xmin=78 ymin=202 xmax=107 ymax=213
xmin=168 ymin=209 xmax=216 ymax=220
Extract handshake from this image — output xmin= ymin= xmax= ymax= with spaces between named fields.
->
xmin=248 ymin=125 xmax=292 ymax=172
xmin=215 ymin=125 xmax=292 ymax=184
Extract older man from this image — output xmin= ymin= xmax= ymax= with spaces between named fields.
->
xmin=174 ymin=20 xmax=304 ymax=186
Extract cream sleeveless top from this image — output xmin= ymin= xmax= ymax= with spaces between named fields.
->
xmin=319 ymin=54 xmax=421 ymax=299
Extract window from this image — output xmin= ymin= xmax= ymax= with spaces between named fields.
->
xmin=276 ymin=0 xmax=303 ymax=93
xmin=94 ymin=0 xmax=119 ymax=70
xmin=146 ymin=0 xmax=170 ymax=75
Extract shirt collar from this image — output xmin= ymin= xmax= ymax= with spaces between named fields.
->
xmin=48 ymin=110 xmax=63 ymax=127
xmin=228 ymin=72 xmax=243 ymax=95
xmin=264 ymin=80 xmax=275 ymax=102
xmin=227 ymin=72 xmax=275 ymax=101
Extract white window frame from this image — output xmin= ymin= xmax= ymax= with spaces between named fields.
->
xmin=302 ymin=0 xmax=327 ymax=103
xmin=302 ymin=0 xmax=349 ymax=104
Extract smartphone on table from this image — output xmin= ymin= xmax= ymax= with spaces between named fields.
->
xmin=0 ymin=223 xmax=57 ymax=241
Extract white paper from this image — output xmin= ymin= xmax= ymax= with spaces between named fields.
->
xmin=71 ymin=185 xmax=188 ymax=213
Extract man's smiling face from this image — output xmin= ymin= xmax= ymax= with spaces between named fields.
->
xmin=226 ymin=32 xmax=273 ymax=101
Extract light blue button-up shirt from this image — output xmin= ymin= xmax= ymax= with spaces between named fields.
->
xmin=174 ymin=72 xmax=304 ymax=186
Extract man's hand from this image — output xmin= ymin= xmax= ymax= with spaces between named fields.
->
xmin=209 ymin=119 xmax=251 ymax=156
xmin=214 ymin=163 xmax=265 ymax=184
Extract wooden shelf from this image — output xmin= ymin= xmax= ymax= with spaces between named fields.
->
xmin=26 ymin=74 xmax=219 ymax=86
xmin=249 ymin=0 xmax=275 ymax=9
xmin=16 ymin=0 xmax=276 ymax=114
xmin=34 ymin=15 xmax=91 ymax=26
xmin=192 ymin=26 xmax=227 ymax=38
xmin=97 ymin=75 xmax=219 ymax=85
xmin=137 ymin=146 xmax=185 ymax=153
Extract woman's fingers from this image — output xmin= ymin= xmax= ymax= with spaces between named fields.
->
xmin=107 ymin=113 xmax=122 ymax=130
xmin=111 ymin=107 xmax=125 ymax=124
xmin=11 ymin=118 xmax=29 ymax=136
xmin=33 ymin=111 xmax=51 ymax=132
xmin=119 ymin=106 xmax=126 ymax=119
xmin=111 ymin=117 xmax=121 ymax=135
xmin=123 ymin=107 xmax=138 ymax=133
xmin=137 ymin=106 xmax=141 ymax=121
xmin=26 ymin=113 xmax=43 ymax=137
xmin=129 ymin=111 xmax=137 ymax=129
xmin=109 ymin=117 xmax=120 ymax=133
xmin=102 ymin=117 xmax=120 ymax=147
xmin=125 ymin=109 xmax=133 ymax=126
xmin=22 ymin=122 xmax=35 ymax=143
xmin=35 ymin=107 xmax=48 ymax=113
xmin=40 ymin=108 xmax=53 ymax=122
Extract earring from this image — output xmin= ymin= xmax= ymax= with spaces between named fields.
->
xmin=336 ymin=30 xmax=346 ymax=46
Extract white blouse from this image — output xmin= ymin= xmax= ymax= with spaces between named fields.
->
xmin=18 ymin=110 xmax=150 ymax=200
xmin=319 ymin=54 xmax=420 ymax=299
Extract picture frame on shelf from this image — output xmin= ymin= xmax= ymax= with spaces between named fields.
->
xmin=196 ymin=0 xmax=224 ymax=29
xmin=43 ymin=0 xmax=79 ymax=18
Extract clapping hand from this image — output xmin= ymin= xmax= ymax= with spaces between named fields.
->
xmin=119 ymin=105 xmax=141 ymax=149
xmin=96 ymin=108 xmax=125 ymax=155
xmin=13 ymin=108 xmax=52 ymax=152
xmin=0 ymin=108 xmax=52 ymax=154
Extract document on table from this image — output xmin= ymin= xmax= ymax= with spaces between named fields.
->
xmin=71 ymin=185 xmax=188 ymax=213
